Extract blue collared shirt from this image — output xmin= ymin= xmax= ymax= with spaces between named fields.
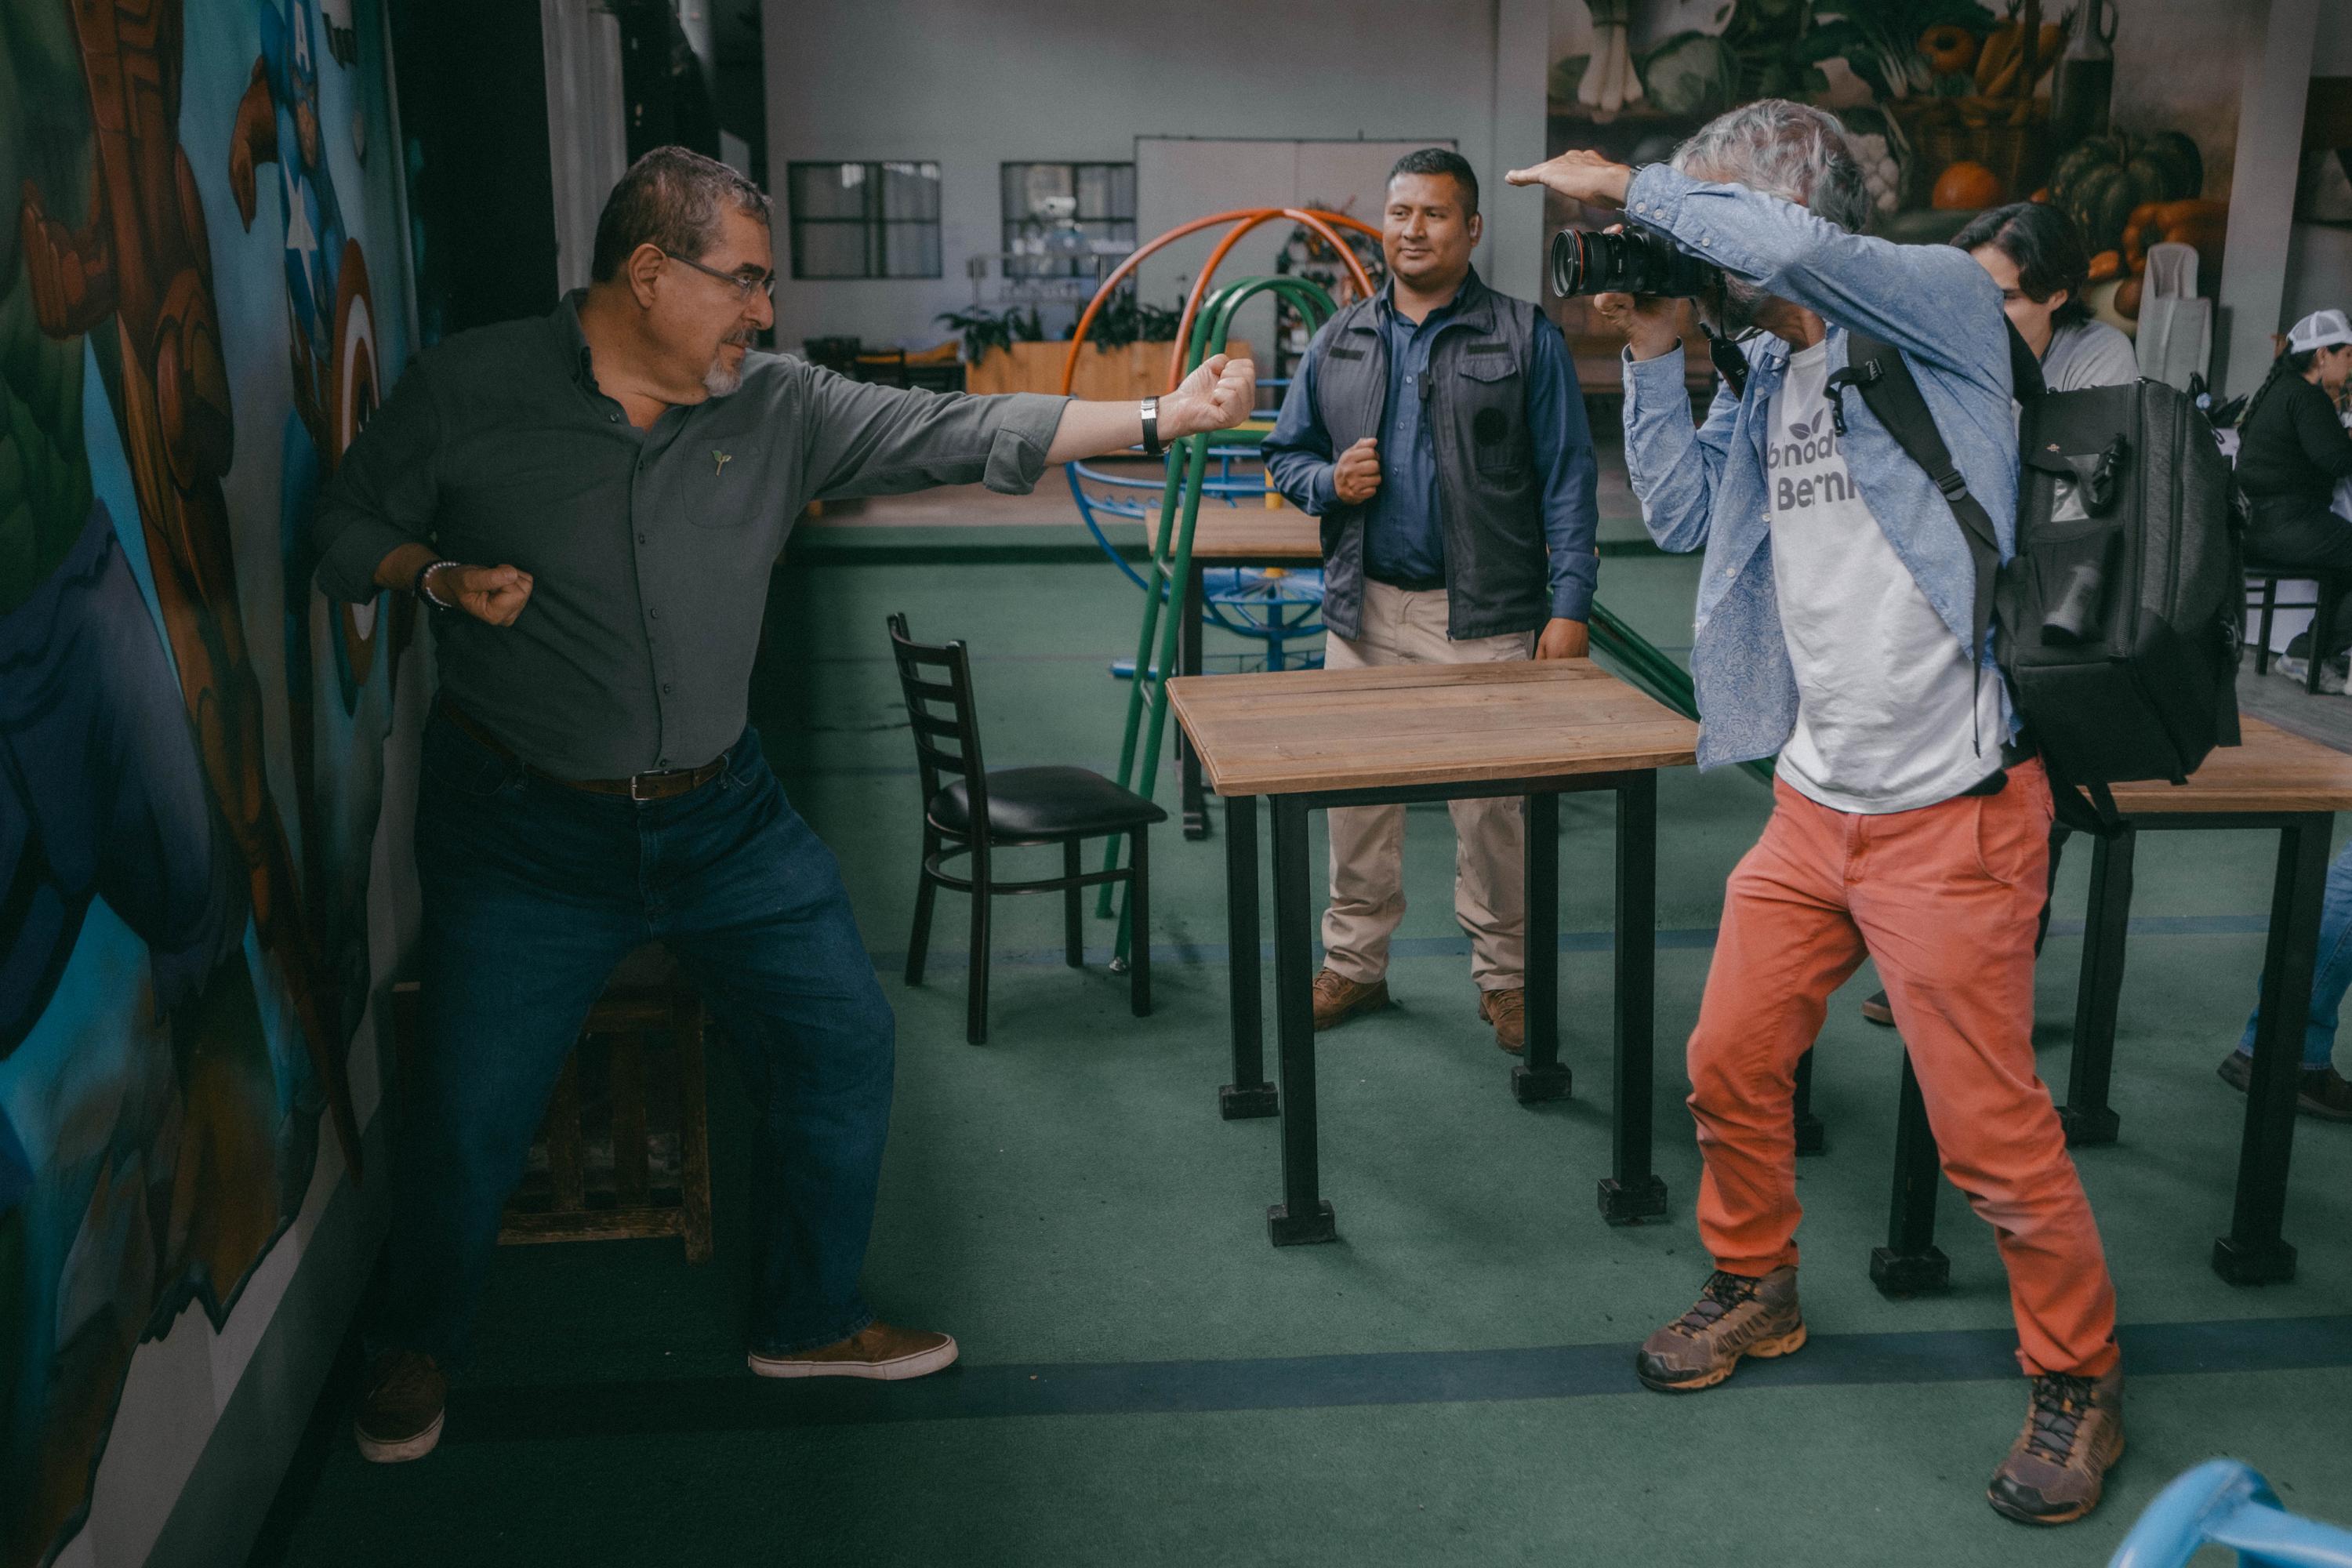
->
xmin=1264 ymin=280 xmax=1600 ymax=622
xmin=1617 ymin=164 xmax=2020 ymax=771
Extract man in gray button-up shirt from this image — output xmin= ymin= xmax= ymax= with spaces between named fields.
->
xmin=324 ymin=148 xmax=1254 ymax=1464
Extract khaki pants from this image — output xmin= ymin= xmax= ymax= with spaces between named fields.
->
xmin=1321 ymin=580 xmax=1534 ymax=992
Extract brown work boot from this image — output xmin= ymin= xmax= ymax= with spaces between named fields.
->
xmin=746 ymin=1322 xmax=960 ymax=1381
xmin=1635 ymin=1266 xmax=1806 ymax=1392
xmin=1311 ymin=967 xmax=1390 ymax=1031
xmin=1987 ymin=1365 xmax=2126 ymax=1525
xmin=1478 ymin=988 xmax=1527 ymax=1054
xmin=2216 ymin=1051 xmax=2352 ymax=1120
xmin=354 ymin=1350 xmax=446 ymax=1463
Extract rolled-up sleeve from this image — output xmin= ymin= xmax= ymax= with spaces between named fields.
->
xmin=801 ymin=366 xmax=1069 ymax=499
xmin=314 ymin=354 xmax=440 ymax=602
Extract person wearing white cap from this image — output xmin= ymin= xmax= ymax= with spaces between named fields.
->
xmin=2238 ymin=308 xmax=2352 ymax=689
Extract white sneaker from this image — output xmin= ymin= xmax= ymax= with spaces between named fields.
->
xmin=2277 ymin=654 xmax=2312 ymax=682
xmin=746 ymin=1323 xmax=960 ymax=1381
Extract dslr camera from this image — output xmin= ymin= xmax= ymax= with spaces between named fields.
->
xmin=1550 ymin=226 xmax=1720 ymax=299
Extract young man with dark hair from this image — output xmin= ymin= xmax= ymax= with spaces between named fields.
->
xmin=319 ymin=146 xmax=1258 ymax=1462
xmin=1264 ymin=148 xmax=1599 ymax=1052
xmin=1509 ymin=103 xmax=2125 ymax=1524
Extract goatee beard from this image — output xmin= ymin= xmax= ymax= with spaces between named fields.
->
xmin=703 ymin=336 xmax=753 ymax=397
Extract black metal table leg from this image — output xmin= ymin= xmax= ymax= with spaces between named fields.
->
xmin=1600 ymin=770 xmax=1669 ymax=1224
xmin=1219 ymin=793 xmax=1276 ymax=1120
xmin=1869 ymin=1049 xmax=1951 ymax=1296
xmin=1180 ymin=561 xmax=1209 ymax=840
xmin=2060 ymin=826 xmax=2136 ymax=1146
xmin=1792 ymin=1047 xmax=1827 ymax=1156
xmin=1512 ymin=789 xmax=1570 ymax=1103
xmin=2212 ymin=812 xmax=2328 ymax=1283
xmin=1266 ymin=795 xmax=1336 ymax=1245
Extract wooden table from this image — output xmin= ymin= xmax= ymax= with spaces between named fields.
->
xmin=1149 ymin=506 xmax=1325 ymax=839
xmin=1168 ymin=660 xmax=1699 ymax=1246
xmin=1864 ymin=718 xmax=2352 ymax=1291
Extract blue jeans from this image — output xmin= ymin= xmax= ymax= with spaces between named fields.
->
xmin=2238 ymin=836 xmax=2352 ymax=1071
xmin=374 ymin=713 xmax=895 ymax=1362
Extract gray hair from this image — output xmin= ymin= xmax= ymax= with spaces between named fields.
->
xmin=591 ymin=146 xmax=772 ymax=282
xmin=1671 ymin=100 xmax=1871 ymax=234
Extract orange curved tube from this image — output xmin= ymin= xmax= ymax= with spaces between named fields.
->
xmin=1164 ymin=209 xmax=1377 ymax=391
xmin=1058 ymin=207 xmax=1381 ymax=395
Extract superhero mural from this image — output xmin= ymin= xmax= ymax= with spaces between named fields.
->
xmin=0 ymin=0 xmax=414 ymax=1561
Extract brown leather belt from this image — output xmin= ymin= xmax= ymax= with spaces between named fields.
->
xmin=438 ymin=699 xmax=726 ymax=801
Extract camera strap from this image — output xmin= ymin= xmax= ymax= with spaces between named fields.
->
xmin=1699 ymin=322 xmax=1751 ymax=399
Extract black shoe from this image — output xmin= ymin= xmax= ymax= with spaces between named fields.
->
xmin=1860 ymin=989 xmax=1896 ymax=1027
xmin=2216 ymin=1051 xmax=2352 ymax=1121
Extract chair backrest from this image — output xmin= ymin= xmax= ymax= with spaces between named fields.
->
xmin=887 ymin=613 xmax=987 ymax=826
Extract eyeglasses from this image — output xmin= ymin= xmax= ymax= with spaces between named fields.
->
xmin=661 ymin=249 xmax=776 ymax=303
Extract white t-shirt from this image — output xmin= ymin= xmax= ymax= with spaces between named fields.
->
xmin=2040 ymin=318 xmax=2138 ymax=394
xmin=1766 ymin=340 xmax=2006 ymax=814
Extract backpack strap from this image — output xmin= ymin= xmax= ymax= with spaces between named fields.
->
xmin=1828 ymin=330 xmax=2004 ymax=671
xmin=1828 ymin=325 xmax=2131 ymax=833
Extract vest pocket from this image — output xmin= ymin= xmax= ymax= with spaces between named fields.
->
xmin=1457 ymin=357 xmax=1527 ymax=477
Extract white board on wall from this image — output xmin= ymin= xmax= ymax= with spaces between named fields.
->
xmin=1133 ymin=137 xmax=1457 ymax=366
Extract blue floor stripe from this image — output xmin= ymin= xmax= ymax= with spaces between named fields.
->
xmin=444 ymin=1315 xmax=2352 ymax=1445
xmin=873 ymin=914 xmax=2273 ymax=975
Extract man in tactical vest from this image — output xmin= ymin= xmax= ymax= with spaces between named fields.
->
xmin=1265 ymin=147 xmax=1600 ymax=1054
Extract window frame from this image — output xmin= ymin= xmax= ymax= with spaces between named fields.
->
xmin=786 ymin=159 xmax=943 ymax=281
xmin=999 ymin=160 xmax=1137 ymax=281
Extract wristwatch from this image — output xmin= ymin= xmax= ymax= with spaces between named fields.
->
xmin=1139 ymin=396 xmax=1163 ymax=458
xmin=413 ymin=557 xmax=462 ymax=610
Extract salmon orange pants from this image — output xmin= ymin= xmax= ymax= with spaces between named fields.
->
xmin=1688 ymin=758 xmax=2119 ymax=1378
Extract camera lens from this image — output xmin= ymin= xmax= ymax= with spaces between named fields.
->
xmin=1549 ymin=226 xmax=1722 ymax=300
xmin=1549 ymin=229 xmax=1604 ymax=298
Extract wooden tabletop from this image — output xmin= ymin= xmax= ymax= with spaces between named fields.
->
xmin=1169 ymin=660 xmax=1700 ymax=797
xmin=1146 ymin=505 xmax=1323 ymax=562
xmin=2110 ymin=717 xmax=2352 ymax=815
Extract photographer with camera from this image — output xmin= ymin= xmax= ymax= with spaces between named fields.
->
xmin=1507 ymin=104 xmax=2123 ymax=1526
xmin=1263 ymin=149 xmax=1599 ymax=1053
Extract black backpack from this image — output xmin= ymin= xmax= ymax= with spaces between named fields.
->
xmin=1828 ymin=328 xmax=2243 ymax=829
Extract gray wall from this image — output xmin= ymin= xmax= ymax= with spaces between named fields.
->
xmin=764 ymin=0 xmax=1548 ymax=353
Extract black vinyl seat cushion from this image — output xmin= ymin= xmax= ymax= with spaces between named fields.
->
xmin=927 ymin=766 xmax=1169 ymax=841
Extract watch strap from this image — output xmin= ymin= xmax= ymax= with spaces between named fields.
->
xmin=414 ymin=558 xmax=462 ymax=610
xmin=1140 ymin=396 xmax=1163 ymax=458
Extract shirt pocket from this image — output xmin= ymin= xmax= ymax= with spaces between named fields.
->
xmin=1456 ymin=352 xmax=1529 ymax=479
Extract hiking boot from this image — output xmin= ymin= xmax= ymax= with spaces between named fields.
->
xmin=1860 ymin=989 xmax=1896 ymax=1027
xmin=1478 ymin=988 xmax=1527 ymax=1054
xmin=1634 ymin=1266 xmax=1806 ymax=1392
xmin=1987 ymin=1365 xmax=2125 ymax=1525
xmin=2217 ymin=1051 xmax=2352 ymax=1121
xmin=354 ymin=1350 xmax=446 ymax=1463
xmin=1311 ymin=968 xmax=1389 ymax=1031
xmin=746 ymin=1322 xmax=960 ymax=1381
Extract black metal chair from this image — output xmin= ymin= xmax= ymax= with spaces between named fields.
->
xmin=887 ymin=614 xmax=1166 ymax=1044
xmin=2246 ymin=564 xmax=2348 ymax=694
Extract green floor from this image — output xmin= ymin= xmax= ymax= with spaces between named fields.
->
xmin=259 ymin=534 xmax=2352 ymax=1566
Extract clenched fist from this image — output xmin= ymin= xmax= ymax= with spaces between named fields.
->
xmin=428 ymin=563 xmax=535 ymax=626
xmin=1162 ymin=352 xmax=1258 ymax=438
xmin=1332 ymin=437 xmax=1381 ymax=506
